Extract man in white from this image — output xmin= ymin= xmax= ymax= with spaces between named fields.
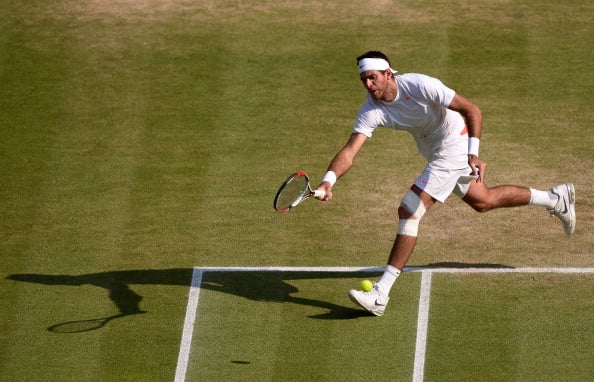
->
xmin=316 ymin=51 xmax=576 ymax=316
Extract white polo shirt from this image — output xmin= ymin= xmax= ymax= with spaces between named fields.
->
xmin=353 ymin=73 xmax=466 ymax=160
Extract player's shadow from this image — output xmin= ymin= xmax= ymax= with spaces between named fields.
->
xmin=7 ymin=269 xmax=379 ymax=332
xmin=201 ymin=271 xmax=377 ymax=320
xmin=8 ymin=262 xmax=515 ymax=331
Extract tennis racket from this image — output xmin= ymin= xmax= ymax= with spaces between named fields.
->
xmin=274 ymin=171 xmax=325 ymax=213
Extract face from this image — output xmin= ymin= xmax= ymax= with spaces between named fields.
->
xmin=359 ymin=70 xmax=396 ymax=101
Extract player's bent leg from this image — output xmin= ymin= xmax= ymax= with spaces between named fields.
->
xmin=463 ymin=180 xmax=575 ymax=235
xmin=462 ymin=180 xmax=531 ymax=212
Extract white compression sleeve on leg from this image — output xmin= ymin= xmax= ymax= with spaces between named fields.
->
xmin=398 ymin=191 xmax=427 ymax=237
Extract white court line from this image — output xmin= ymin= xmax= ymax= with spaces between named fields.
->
xmin=174 ymin=266 xmax=594 ymax=382
xmin=413 ymin=271 xmax=432 ymax=382
xmin=405 ymin=266 xmax=594 ymax=274
xmin=174 ymin=268 xmax=203 ymax=382
xmin=192 ymin=266 xmax=594 ymax=274
xmin=195 ymin=266 xmax=385 ymax=273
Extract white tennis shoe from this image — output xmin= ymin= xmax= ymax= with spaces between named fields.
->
xmin=348 ymin=283 xmax=389 ymax=316
xmin=548 ymin=183 xmax=576 ymax=235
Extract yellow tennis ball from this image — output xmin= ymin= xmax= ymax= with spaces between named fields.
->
xmin=360 ymin=280 xmax=373 ymax=292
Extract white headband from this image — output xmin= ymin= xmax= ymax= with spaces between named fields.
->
xmin=358 ymin=58 xmax=397 ymax=74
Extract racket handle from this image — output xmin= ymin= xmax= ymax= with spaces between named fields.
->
xmin=313 ymin=189 xmax=326 ymax=199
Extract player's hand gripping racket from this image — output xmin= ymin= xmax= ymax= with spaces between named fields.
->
xmin=274 ymin=171 xmax=325 ymax=213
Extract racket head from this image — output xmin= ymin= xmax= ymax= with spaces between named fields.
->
xmin=274 ymin=171 xmax=310 ymax=213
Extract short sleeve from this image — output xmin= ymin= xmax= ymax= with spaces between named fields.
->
xmin=352 ymin=99 xmax=381 ymax=137
xmin=416 ymin=74 xmax=456 ymax=107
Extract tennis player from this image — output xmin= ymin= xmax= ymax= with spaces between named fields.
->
xmin=316 ymin=51 xmax=576 ymax=316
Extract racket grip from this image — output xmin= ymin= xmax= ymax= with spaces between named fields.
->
xmin=313 ymin=189 xmax=326 ymax=199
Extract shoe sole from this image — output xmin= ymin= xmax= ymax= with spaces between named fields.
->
xmin=567 ymin=183 xmax=575 ymax=205
xmin=566 ymin=183 xmax=576 ymax=235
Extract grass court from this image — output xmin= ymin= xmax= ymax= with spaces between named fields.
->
xmin=1 ymin=1 xmax=592 ymax=381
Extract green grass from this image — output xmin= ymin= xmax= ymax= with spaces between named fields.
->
xmin=186 ymin=271 xmax=594 ymax=382
xmin=189 ymin=271 xmax=419 ymax=381
xmin=1 ymin=0 xmax=592 ymax=381
xmin=428 ymin=273 xmax=594 ymax=381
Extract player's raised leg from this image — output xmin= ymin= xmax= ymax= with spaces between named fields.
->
xmin=462 ymin=181 xmax=575 ymax=235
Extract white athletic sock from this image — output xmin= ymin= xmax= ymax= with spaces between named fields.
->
xmin=529 ymin=188 xmax=558 ymax=209
xmin=376 ymin=265 xmax=401 ymax=295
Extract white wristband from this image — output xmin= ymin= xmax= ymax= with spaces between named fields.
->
xmin=321 ymin=171 xmax=337 ymax=186
xmin=468 ymin=137 xmax=480 ymax=156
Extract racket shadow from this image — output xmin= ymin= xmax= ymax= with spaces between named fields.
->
xmin=7 ymin=269 xmax=193 ymax=333
xmin=47 ymin=312 xmax=146 ymax=333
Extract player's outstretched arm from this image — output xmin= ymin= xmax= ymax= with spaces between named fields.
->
xmin=317 ymin=133 xmax=367 ymax=201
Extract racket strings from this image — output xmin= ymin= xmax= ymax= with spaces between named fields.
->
xmin=275 ymin=175 xmax=308 ymax=211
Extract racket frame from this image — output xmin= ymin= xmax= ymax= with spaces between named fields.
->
xmin=274 ymin=171 xmax=324 ymax=213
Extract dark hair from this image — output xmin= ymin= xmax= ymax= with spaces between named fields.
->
xmin=356 ymin=51 xmax=391 ymax=65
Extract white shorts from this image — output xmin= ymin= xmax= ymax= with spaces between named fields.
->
xmin=413 ymin=137 xmax=473 ymax=203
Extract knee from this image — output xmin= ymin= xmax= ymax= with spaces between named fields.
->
xmin=468 ymin=198 xmax=495 ymax=213
xmin=398 ymin=191 xmax=427 ymax=236
xmin=398 ymin=205 xmax=413 ymax=219
xmin=464 ymin=185 xmax=499 ymax=213
xmin=470 ymin=204 xmax=489 ymax=213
